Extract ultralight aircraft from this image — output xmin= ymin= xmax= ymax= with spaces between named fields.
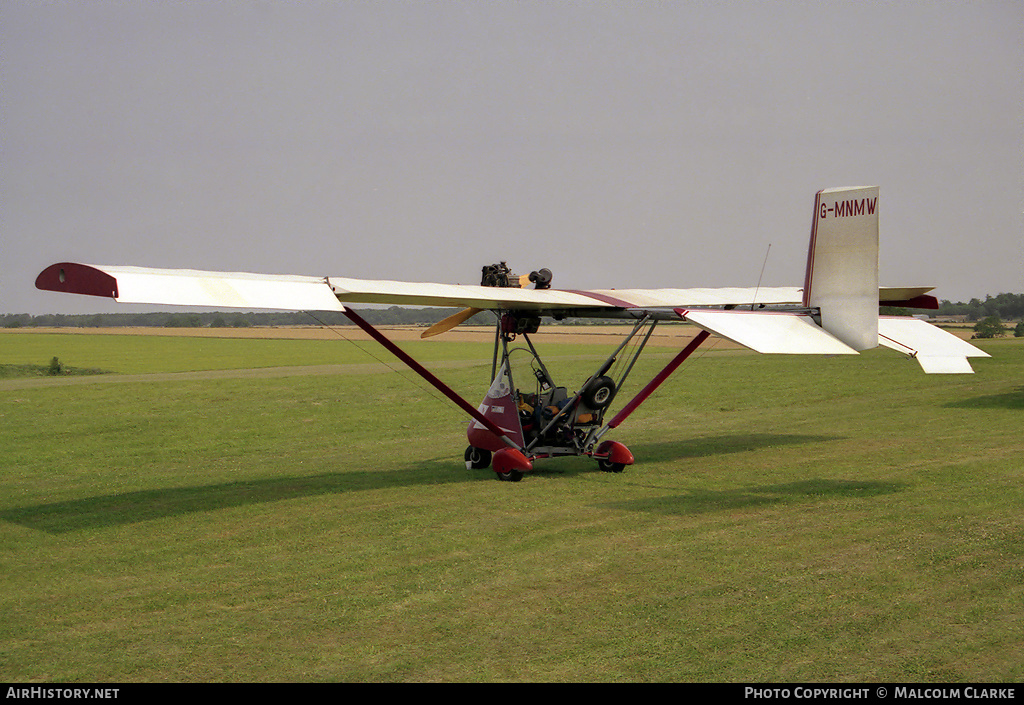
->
xmin=36 ymin=186 xmax=988 ymax=481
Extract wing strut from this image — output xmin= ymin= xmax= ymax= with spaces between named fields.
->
xmin=341 ymin=308 xmax=522 ymax=450
xmin=606 ymin=329 xmax=711 ymax=430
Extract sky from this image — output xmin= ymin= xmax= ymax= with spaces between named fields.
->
xmin=3 ymin=1 xmax=1021 ymax=315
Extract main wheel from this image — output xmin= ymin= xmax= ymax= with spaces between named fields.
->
xmin=465 ymin=446 xmax=492 ymax=470
xmin=496 ymin=469 xmax=523 ymax=482
xmin=582 ymin=376 xmax=615 ymax=409
xmin=598 ymin=459 xmax=625 ymax=473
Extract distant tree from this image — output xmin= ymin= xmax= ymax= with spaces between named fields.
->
xmin=973 ymin=315 xmax=1006 ymax=339
xmin=1015 ymin=321 xmax=1024 ymax=338
xmin=938 ymin=293 xmax=1024 ymax=321
xmin=164 ymin=313 xmax=201 ymax=328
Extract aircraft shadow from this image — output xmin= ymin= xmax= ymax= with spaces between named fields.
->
xmin=510 ymin=433 xmax=841 ymax=481
xmin=623 ymin=432 xmax=838 ymax=462
xmin=599 ymin=478 xmax=907 ymax=517
xmin=2 ymin=433 xmax=842 ymax=534
xmin=944 ymin=386 xmax=1024 ymax=410
xmin=0 ymin=464 xmax=462 ymax=534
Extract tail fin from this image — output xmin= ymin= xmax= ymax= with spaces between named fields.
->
xmin=803 ymin=186 xmax=880 ymax=351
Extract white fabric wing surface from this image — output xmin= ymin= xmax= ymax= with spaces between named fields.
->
xmin=110 ymin=266 xmax=347 ymax=311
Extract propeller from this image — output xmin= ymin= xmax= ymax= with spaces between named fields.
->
xmin=421 ymin=307 xmax=484 ymax=338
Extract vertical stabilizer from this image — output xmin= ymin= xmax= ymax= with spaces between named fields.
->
xmin=803 ymin=186 xmax=879 ymax=351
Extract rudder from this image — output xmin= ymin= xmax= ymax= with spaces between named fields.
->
xmin=803 ymin=186 xmax=880 ymax=351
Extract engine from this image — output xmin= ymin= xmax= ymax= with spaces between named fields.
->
xmin=480 ymin=262 xmax=552 ymax=289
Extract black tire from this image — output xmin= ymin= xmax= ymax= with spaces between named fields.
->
xmin=598 ymin=459 xmax=625 ymax=473
xmin=465 ymin=446 xmax=492 ymax=470
xmin=496 ymin=469 xmax=523 ymax=482
xmin=582 ymin=375 xmax=615 ymax=409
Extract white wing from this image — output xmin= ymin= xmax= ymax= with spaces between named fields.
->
xmin=36 ymin=263 xmax=346 ymax=311
xmin=39 ymin=262 xmax=808 ymax=312
xmin=37 ymin=262 xmax=939 ymax=314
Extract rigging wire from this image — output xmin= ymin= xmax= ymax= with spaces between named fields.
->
xmin=752 ymin=243 xmax=772 ymax=310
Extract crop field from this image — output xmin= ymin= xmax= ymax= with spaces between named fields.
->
xmin=1 ymin=326 xmax=1021 ymax=682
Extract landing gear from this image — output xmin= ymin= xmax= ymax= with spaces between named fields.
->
xmin=467 ymin=445 xmax=522 ymax=480
xmin=598 ymin=459 xmax=625 ymax=473
xmin=491 ymin=447 xmax=533 ymax=482
xmin=595 ymin=440 xmax=634 ymax=474
xmin=581 ymin=375 xmax=615 ymax=410
xmin=465 ymin=446 xmax=492 ymax=470
xmin=464 ymin=311 xmax=653 ymax=482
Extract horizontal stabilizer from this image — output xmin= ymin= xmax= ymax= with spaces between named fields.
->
xmin=877 ymin=317 xmax=989 ymax=374
xmin=915 ymin=356 xmax=977 ymax=374
xmin=677 ymin=309 xmax=859 ymax=355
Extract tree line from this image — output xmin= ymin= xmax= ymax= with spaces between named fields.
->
xmin=0 ymin=307 xmax=492 ymax=329
xmin=936 ymin=293 xmax=1024 ymax=322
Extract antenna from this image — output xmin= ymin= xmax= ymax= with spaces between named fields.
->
xmin=751 ymin=243 xmax=771 ymax=310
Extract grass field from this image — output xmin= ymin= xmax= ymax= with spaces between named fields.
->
xmin=1 ymin=327 xmax=1021 ymax=682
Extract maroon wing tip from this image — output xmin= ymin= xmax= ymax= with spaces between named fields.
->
xmin=35 ymin=263 xmax=119 ymax=299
